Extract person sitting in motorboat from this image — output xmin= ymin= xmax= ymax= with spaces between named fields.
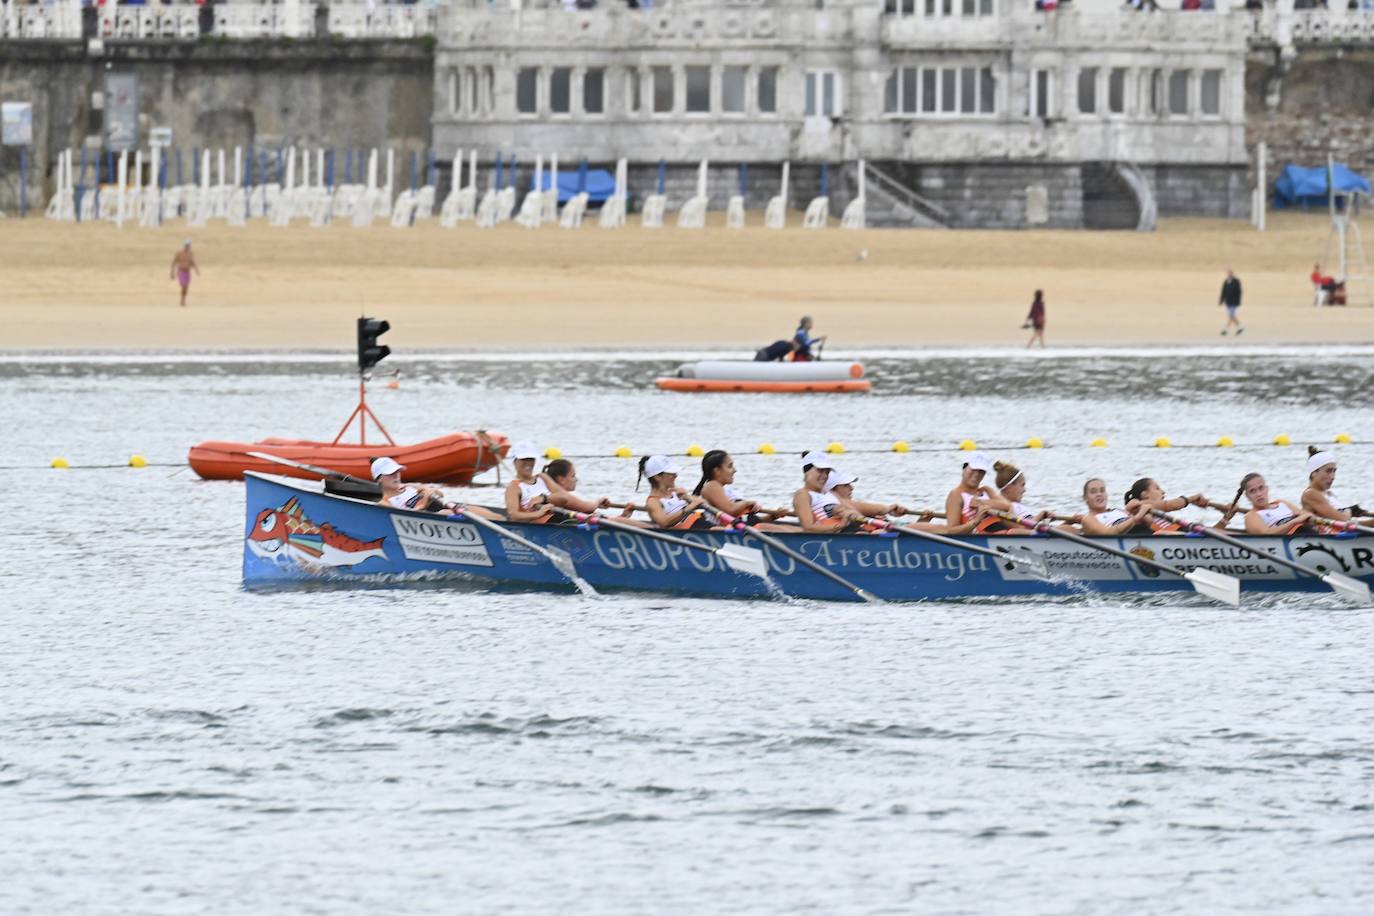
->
xmin=792 ymin=316 xmax=826 ymax=362
xmin=371 ymin=457 xmax=452 ymax=514
xmin=1078 ymin=478 xmax=1156 ymax=536
xmin=693 ymin=449 xmax=791 ymax=526
xmin=638 ymin=454 xmax=713 ymax=530
xmin=1120 ymin=478 xmax=1210 ymax=535
xmin=941 ymin=452 xmax=997 ymax=535
xmin=754 ymin=338 xmax=800 ymax=362
xmin=1224 ymin=472 xmax=1315 ymax=535
xmin=504 ymin=441 xmax=556 ymax=523
xmin=542 ymin=458 xmax=642 ymax=524
xmin=791 ymin=450 xmax=866 ymax=533
xmin=1300 ymin=447 xmax=1366 ymax=531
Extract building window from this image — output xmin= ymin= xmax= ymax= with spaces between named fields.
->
xmin=758 ymin=66 xmax=778 ymax=113
xmin=467 ymin=68 xmax=479 ymax=115
xmin=1147 ymin=68 xmax=1163 ymax=115
xmin=627 ymin=69 xmax=642 ymax=114
xmin=516 ymin=68 xmax=538 ymax=115
xmin=449 ymin=70 xmax=459 ymax=115
xmin=550 ymin=67 xmax=571 ymax=115
xmin=1108 ymin=68 xmax=1126 ymax=115
xmin=805 ymin=70 xmax=840 ymax=118
xmin=686 ymin=65 xmax=711 ymax=113
xmin=1200 ymin=69 xmax=1222 ymax=116
xmin=888 ymin=66 xmax=992 ymax=116
xmin=584 ymin=68 xmax=604 ymax=115
xmin=653 ymin=65 xmax=674 ymax=113
xmin=1168 ymin=70 xmax=1189 ymax=116
xmin=722 ymin=66 xmax=747 ymax=113
xmin=1077 ymin=67 xmax=1097 ymax=115
xmin=1030 ymin=68 xmax=1052 ymax=119
xmin=483 ymin=67 xmax=495 ymax=115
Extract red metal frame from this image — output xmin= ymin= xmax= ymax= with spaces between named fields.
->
xmin=331 ymin=377 xmax=396 ymax=446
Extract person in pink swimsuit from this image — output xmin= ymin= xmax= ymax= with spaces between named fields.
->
xmin=170 ymin=240 xmax=199 ymax=307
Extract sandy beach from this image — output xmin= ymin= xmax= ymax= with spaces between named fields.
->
xmin=3 ymin=211 xmax=1372 ymax=351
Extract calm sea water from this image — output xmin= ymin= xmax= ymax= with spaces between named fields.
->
xmin=4 ymin=347 xmax=1374 ymax=914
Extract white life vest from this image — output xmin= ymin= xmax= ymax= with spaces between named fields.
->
xmin=1095 ymin=509 xmax=1131 ymax=527
xmin=518 ymin=478 xmax=550 ymax=511
xmin=386 ymin=487 xmax=426 ymax=511
xmin=1257 ymin=505 xmax=1295 ymax=528
xmin=659 ymin=493 xmax=688 ymax=516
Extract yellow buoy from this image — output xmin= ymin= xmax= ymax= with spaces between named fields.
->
xmin=757 ymin=443 xmax=776 ymax=455
xmin=1154 ymin=437 xmax=1172 ymax=449
xmin=890 ymin=440 xmax=910 ymax=453
xmin=128 ymin=454 xmax=148 ymax=468
xmin=1090 ymin=438 xmax=1108 ymax=448
xmin=826 ymin=442 xmax=845 ymax=454
xmin=685 ymin=444 xmax=704 ymax=457
xmin=544 ymin=446 xmax=563 ymax=460
xmin=958 ymin=439 xmax=976 ymax=451
xmin=1216 ymin=436 xmax=1235 ymax=448
xmin=613 ymin=446 xmax=633 ymax=459
xmin=50 ymin=457 xmax=70 ymax=469
xmin=1025 ymin=437 xmax=1044 ymax=449
xmin=1335 ymin=432 xmax=1353 ymax=445
xmin=1273 ymin=434 xmax=1292 ymax=447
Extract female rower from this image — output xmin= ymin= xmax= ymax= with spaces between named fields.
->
xmin=1121 ymin=478 xmax=1209 ymax=534
xmin=942 ymin=452 xmax=996 ymax=535
xmin=693 ymin=449 xmax=790 ymax=525
xmin=1078 ymin=478 xmax=1155 ymax=536
xmin=637 ymin=455 xmax=712 ymax=530
xmin=1224 ymin=472 xmax=1314 ymax=535
xmin=823 ymin=467 xmax=915 ymax=521
xmin=503 ymin=441 xmax=556 ymax=523
xmin=1300 ymin=447 xmax=1366 ymax=527
xmin=372 ymin=456 xmax=449 ymax=513
xmin=542 ymin=458 xmax=639 ymax=520
xmin=974 ymin=460 xmax=1051 ymax=534
xmin=791 ymin=450 xmax=865 ymax=533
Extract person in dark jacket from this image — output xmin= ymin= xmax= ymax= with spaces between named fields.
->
xmin=1219 ymin=268 xmax=1243 ymax=336
xmin=1024 ymin=290 xmax=1046 ymax=348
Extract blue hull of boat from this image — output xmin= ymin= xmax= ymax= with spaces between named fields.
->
xmin=243 ymin=474 xmax=1374 ymax=602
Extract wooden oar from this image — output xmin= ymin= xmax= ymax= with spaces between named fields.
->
xmin=550 ymin=507 xmax=768 ymax=580
xmin=862 ymin=516 xmax=1050 ymax=580
xmin=1309 ymin=515 xmax=1374 ymax=536
xmin=698 ymin=506 xmax=881 ymax=603
xmin=250 ymin=451 xmax=595 ymax=596
xmin=993 ymin=511 xmax=1240 ymax=607
xmin=1153 ymin=509 xmax=1370 ymax=606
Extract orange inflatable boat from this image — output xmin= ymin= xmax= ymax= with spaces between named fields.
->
xmin=188 ymin=431 xmax=508 ymax=484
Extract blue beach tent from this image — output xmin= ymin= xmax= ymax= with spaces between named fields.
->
xmin=531 ymin=168 xmax=619 ymax=204
xmin=1273 ymin=163 xmax=1371 ymax=209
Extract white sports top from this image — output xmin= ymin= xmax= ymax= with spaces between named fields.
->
xmin=518 ymin=478 xmax=550 ymax=510
xmin=960 ymin=491 xmax=979 ymax=523
xmin=1095 ymin=509 xmax=1131 ymax=527
xmin=1257 ymin=505 xmax=1295 ymax=528
xmin=723 ymin=484 xmax=743 ymax=503
xmin=810 ymin=490 xmax=840 ymax=520
xmin=1009 ymin=501 xmax=1036 ymax=523
xmin=387 ymin=487 xmax=426 ymax=511
xmin=658 ymin=493 xmax=689 ymax=516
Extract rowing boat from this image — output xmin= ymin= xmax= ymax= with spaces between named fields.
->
xmin=655 ymin=360 xmax=871 ymax=393
xmin=242 ymin=473 xmax=1374 ymax=601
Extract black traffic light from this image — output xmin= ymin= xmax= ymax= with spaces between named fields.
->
xmin=357 ymin=317 xmax=391 ymax=372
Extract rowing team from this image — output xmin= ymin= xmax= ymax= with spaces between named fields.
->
xmin=369 ymin=444 xmax=1370 ymax=537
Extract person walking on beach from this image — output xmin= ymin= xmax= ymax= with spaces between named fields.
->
xmin=170 ymin=240 xmax=199 ymax=307
xmin=1218 ymin=268 xmax=1243 ymax=336
xmin=1024 ymin=290 xmax=1046 ymax=348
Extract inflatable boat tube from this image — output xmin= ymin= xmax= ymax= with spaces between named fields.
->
xmin=672 ymin=361 xmax=865 ymax=382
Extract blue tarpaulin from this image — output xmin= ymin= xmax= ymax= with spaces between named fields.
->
xmin=530 ymin=169 xmax=619 ymax=204
xmin=1273 ymin=163 xmax=1371 ymax=209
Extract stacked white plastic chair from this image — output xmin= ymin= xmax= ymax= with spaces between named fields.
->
xmin=765 ymin=161 xmax=789 ymax=229
xmin=840 ymin=159 xmax=866 ymax=230
xmin=641 ymin=193 xmax=666 ymax=228
xmin=676 ymin=160 xmax=709 ymax=229
xmin=390 ymin=190 xmax=417 ymax=227
xmin=542 ymin=154 xmax=560 ymax=223
xmin=413 ymin=185 xmax=435 ymax=220
xmin=515 ymin=154 xmax=545 ymax=228
xmin=803 ymin=196 xmax=829 ymax=229
xmin=599 ymin=158 xmax=628 ymax=229
xmin=560 ymin=193 xmax=588 ymax=229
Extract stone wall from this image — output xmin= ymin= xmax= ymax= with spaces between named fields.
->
xmin=0 ymin=38 xmax=432 ymax=212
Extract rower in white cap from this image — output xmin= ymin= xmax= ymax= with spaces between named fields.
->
xmin=637 ymin=454 xmax=711 ymax=529
xmin=942 ymin=451 xmax=997 ymax=535
xmin=504 ymin=441 xmax=556 ymax=523
xmin=791 ymin=450 xmax=865 ymax=532
xmin=371 ymin=456 xmax=452 ymax=513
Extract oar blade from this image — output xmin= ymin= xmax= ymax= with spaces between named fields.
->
xmin=1185 ymin=568 xmax=1240 ymax=607
xmin=1008 ymin=551 xmax=1050 ymax=581
xmin=1322 ymin=573 xmax=1371 ymax=607
xmin=856 ymin=589 xmax=883 ymax=604
xmin=719 ymin=544 xmax=768 ymax=579
xmin=545 ymin=545 xmax=597 ymax=597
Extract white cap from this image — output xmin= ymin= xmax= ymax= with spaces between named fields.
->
xmin=509 ymin=441 xmax=540 ymax=461
xmin=643 ymin=455 xmax=682 ymax=478
xmin=370 ymin=456 xmax=404 ymax=479
xmin=1307 ymin=450 xmax=1338 ymax=475
xmin=963 ymin=451 xmax=993 ymax=474
xmin=822 ymin=467 xmax=858 ymax=492
xmin=801 ymin=450 xmax=836 ymax=471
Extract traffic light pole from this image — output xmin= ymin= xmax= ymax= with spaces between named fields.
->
xmin=330 ymin=373 xmax=396 ymax=447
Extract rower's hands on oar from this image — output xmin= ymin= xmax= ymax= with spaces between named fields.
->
xmin=886 ymin=503 xmax=911 ymax=517
xmin=593 ymin=496 xmax=613 ymax=510
xmin=1187 ymin=492 xmax=1209 ymax=508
